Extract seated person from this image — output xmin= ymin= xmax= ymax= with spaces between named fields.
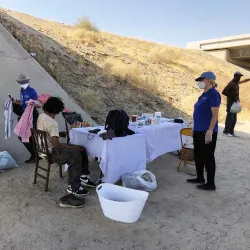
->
xmin=36 ymin=97 xmax=96 ymax=197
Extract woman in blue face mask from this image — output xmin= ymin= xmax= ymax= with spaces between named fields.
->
xmin=13 ymin=73 xmax=39 ymax=163
xmin=187 ymin=72 xmax=221 ymax=191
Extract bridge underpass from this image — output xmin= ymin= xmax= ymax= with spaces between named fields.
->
xmin=187 ymin=35 xmax=250 ymax=70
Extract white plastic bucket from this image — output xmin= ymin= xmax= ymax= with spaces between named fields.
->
xmin=96 ymin=183 xmax=149 ymax=223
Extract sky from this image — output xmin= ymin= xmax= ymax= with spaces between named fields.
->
xmin=0 ymin=0 xmax=250 ymax=47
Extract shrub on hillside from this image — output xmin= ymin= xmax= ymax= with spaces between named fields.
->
xmin=103 ymin=59 xmax=142 ymax=85
xmin=68 ymin=29 xmax=101 ymax=46
xmin=103 ymin=59 xmax=159 ymax=95
xmin=80 ymin=89 xmax=102 ymax=113
xmin=76 ymin=17 xmax=99 ymax=32
xmin=148 ymin=46 xmax=183 ymax=64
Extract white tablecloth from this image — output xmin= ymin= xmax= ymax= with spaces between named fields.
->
xmin=69 ymin=127 xmax=147 ymax=184
xmin=129 ymin=122 xmax=185 ymax=162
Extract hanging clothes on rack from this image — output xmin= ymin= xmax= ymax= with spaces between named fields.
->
xmin=4 ymin=98 xmax=14 ymax=139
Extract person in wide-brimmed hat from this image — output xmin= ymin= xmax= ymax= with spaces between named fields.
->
xmin=222 ymin=71 xmax=250 ymax=136
xmin=187 ymin=72 xmax=221 ymax=191
xmin=13 ymin=73 xmax=39 ymax=163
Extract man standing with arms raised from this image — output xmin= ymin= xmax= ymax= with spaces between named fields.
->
xmin=222 ymin=72 xmax=250 ymax=136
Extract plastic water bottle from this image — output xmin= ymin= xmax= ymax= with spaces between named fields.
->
xmin=155 ymin=112 xmax=161 ymax=125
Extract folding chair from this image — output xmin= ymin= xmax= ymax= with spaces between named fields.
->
xmin=177 ymin=128 xmax=195 ymax=171
xmin=63 ymin=113 xmax=83 ymax=144
xmin=31 ymin=129 xmax=63 ymax=192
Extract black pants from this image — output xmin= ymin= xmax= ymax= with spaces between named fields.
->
xmin=13 ymin=103 xmax=39 ymax=157
xmin=224 ymin=99 xmax=237 ymax=134
xmin=52 ymin=147 xmax=89 ymax=192
xmin=193 ymin=132 xmax=218 ymax=185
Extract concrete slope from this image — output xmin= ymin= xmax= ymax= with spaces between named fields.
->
xmin=0 ymin=24 xmax=94 ymax=163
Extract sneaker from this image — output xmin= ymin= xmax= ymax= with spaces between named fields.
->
xmin=59 ymin=194 xmax=85 ymax=208
xmin=80 ymin=175 xmax=97 ymax=188
xmin=187 ymin=178 xmax=205 ymax=184
xmin=230 ymin=133 xmax=237 ymax=137
xmin=197 ymin=183 xmax=216 ymax=191
xmin=25 ymin=155 xmax=36 ymax=164
xmin=67 ymin=185 xmax=89 ymax=197
xmin=223 ymin=131 xmax=229 ymax=135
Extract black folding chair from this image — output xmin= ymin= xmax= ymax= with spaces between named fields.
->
xmin=62 ymin=113 xmax=83 ymax=144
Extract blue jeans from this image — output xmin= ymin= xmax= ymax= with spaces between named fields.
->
xmin=224 ymin=99 xmax=237 ymax=134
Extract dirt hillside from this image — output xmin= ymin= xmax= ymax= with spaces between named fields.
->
xmin=0 ymin=8 xmax=250 ymax=124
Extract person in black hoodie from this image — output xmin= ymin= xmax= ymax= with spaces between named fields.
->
xmin=222 ymin=72 xmax=250 ymax=136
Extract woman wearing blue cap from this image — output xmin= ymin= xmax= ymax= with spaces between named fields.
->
xmin=187 ymin=72 xmax=221 ymax=191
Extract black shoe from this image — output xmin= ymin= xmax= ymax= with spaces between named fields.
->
xmin=59 ymin=194 xmax=85 ymax=208
xmin=187 ymin=178 xmax=205 ymax=184
xmin=60 ymin=194 xmax=73 ymax=202
xmin=80 ymin=175 xmax=97 ymax=188
xmin=67 ymin=185 xmax=89 ymax=197
xmin=25 ymin=155 xmax=36 ymax=164
xmin=223 ymin=131 xmax=229 ymax=135
xmin=197 ymin=183 xmax=216 ymax=191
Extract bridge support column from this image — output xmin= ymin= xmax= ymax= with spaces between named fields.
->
xmin=207 ymin=49 xmax=231 ymax=62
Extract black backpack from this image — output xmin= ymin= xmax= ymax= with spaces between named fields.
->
xmin=105 ymin=110 xmax=134 ymax=137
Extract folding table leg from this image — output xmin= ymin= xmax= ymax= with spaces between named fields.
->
xmin=59 ymin=164 xmax=63 ymax=178
xmin=98 ymin=171 xmax=104 ymax=184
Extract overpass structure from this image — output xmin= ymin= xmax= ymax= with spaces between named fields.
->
xmin=0 ymin=24 xmax=94 ymax=163
xmin=187 ymin=34 xmax=250 ymax=69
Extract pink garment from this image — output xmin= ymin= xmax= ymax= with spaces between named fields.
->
xmin=38 ymin=94 xmax=72 ymax=113
xmin=38 ymin=94 xmax=50 ymax=105
xmin=63 ymin=107 xmax=72 ymax=113
xmin=14 ymin=100 xmax=38 ymax=142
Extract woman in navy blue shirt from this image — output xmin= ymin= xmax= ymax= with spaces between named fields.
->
xmin=187 ymin=72 xmax=221 ymax=191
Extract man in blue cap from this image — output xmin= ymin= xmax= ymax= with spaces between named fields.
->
xmin=13 ymin=73 xmax=39 ymax=163
xmin=222 ymin=72 xmax=250 ymax=136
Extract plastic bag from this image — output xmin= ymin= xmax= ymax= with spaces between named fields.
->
xmin=230 ymin=101 xmax=242 ymax=113
xmin=0 ymin=151 xmax=19 ymax=170
xmin=122 ymin=170 xmax=157 ymax=192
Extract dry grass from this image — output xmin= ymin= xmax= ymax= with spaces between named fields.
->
xmin=179 ymin=50 xmax=236 ymax=77
xmin=80 ymin=89 xmax=102 ymax=113
xmin=103 ymin=59 xmax=159 ymax=94
xmin=148 ymin=46 xmax=183 ymax=64
xmin=103 ymin=59 xmax=142 ymax=84
xmin=67 ymin=28 xmax=101 ymax=46
xmin=75 ymin=17 xmax=99 ymax=32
